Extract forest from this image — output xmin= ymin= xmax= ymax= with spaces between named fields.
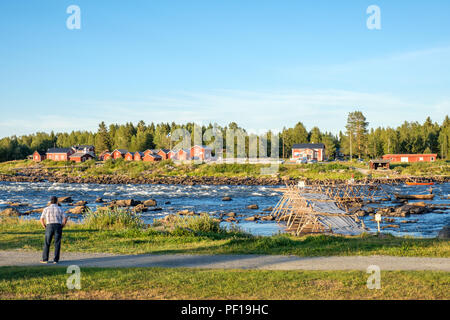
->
xmin=0 ymin=112 xmax=449 ymax=162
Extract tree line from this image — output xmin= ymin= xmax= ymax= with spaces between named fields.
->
xmin=0 ymin=113 xmax=449 ymax=162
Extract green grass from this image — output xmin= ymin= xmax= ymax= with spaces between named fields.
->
xmin=0 ymin=267 xmax=448 ymax=299
xmin=1 ymin=217 xmax=448 ymax=257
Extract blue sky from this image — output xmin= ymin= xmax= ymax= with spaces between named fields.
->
xmin=0 ymin=0 xmax=449 ymax=137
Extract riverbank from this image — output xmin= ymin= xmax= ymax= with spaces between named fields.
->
xmin=1 ymin=217 xmax=449 ymax=257
xmin=0 ymin=159 xmax=448 ymax=185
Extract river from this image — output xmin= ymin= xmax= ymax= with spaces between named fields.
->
xmin=0 ymin=181 xmax=448 ymax=237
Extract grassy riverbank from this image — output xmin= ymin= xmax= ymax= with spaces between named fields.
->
xmin=1 ymin=217 xmax=449 ymax=257
xmin=0 ymin=159 xmax=448 ymax=180
xmin=1 ymin=266 xmax=448 ymax=299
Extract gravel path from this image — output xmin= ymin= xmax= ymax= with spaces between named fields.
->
xmin=1 ymin=250 xmax=449 ymax=271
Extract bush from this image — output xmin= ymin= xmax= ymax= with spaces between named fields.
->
xmin=169 ymin=214 xmax=222 ymax=233
xmin=155 ymin=214 xmax=249 ymax=238
xmin=83 ymin=207 xmax=144 ymax=230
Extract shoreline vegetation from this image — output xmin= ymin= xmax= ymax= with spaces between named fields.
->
xmin=1 ymin=211 xmax=449 ymax=257
xmin=0 ymin=159 xmax=448 ymax=185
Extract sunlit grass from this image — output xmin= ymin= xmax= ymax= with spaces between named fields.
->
xmin=0 ymin=267 xmax=448 ymax=300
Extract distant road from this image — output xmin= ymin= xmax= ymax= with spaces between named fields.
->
xmin=1 ymin=251 xmax=449 ymax=271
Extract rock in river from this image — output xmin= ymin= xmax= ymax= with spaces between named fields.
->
xmin=0 ymin=207 xmax=20 ymax=216
xmin=222 ymin=197 xmax=232 ymax=201
xmin=114 ymin=199 xmax=141 ymax=207
xmin=134 ymin=204 xmax=148 ymax=213
xmin=143 ymin=199 xmax=157 ymax=207
xmin=58 ymin=196 xmax=72 ymax=203
xmin=247 ymin=204 xmax=259 ymax=210
xmin=67 ymin=206 xmax=87 ymax=214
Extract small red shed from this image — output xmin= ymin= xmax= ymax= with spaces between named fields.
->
xmin=124 ymin=152 xmax=135 ymax=161
xmin=157 ymin=149 xmax=170 ymax=160
xmin=175 ymin=149 xmax=191 ymax=161
xmin=190 ymin=145 xmax=212 ymax=160
xmin=32 ymin=151 xmax=46 ymax=162
xmin=69 ymin=152 xmax=95 ymax=163
xmin=112 ymin=149 xmax=128 ymax=160
xmin=143 ymin=153 xmax=162 ymax=162
xmin=134 ymin=152 xmax=144 ymax=161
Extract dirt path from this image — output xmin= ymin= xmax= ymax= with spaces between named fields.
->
xmin=1 ymin=251 xmax=449 ymax=271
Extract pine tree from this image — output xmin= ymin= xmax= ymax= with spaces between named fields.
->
xmin=95 ymin=122 xmax=111 ymax=153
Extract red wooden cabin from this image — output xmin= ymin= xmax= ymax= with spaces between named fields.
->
xmin=134 ymin=152 xmax=144 ymax=161
xmin=175 ymin=149 xmax=191 ymax=161
xmin=291 ymin=143 xmax=325 ymax=161
xmin=190 ymin=145 xmax=212 ymax=160
xmin=382 ymin=154 xmax=437 ymax=163
xmin=32 ymin=151 xmax=46 ymax=162
xmin=143 ymin=149 xmax=153 ymax=156
xmin=124 ymin=152 xmax=135 ymax=161
xmin=143 ymin=153 xmax=162 ymax=162
xmin=167 ymin=150 xmax=176 ymax=159
xmin=102 ymin=152 xmax=112 ymax=161
xmin=111 ymin=149 xmax=128 ymax=159
xmin=157 ymin=149 xmax=170 ymax=160
xmin=69 ymin=152 xmax=95 ymax=163
xmin=46 ymin=148 xmax=75 ymax=161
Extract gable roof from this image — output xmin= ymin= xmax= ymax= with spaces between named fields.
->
xmin=112 ymin=149 xmax=128 ymax=154
xmin=70 ymin=152 xmax=95 ymax=158
xmin=144 ymin=153 xmax=162 ymax=159
xmin=47 ymin=148 xmax=73 ymax=154
xmin=158 ymin=149 xmax=170 ymax=154
xmin=292 ymin=143 xmax=325 ymax=149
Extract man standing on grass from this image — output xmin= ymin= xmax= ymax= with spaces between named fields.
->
xmin=39 ymin=196 xmax=68 ymax=264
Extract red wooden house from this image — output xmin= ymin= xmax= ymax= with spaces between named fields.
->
xmin=143 ymin=149 xmax=154 ymax=156
xmin=102 ymin=152 xmax=112 ymax=161
xmin=190 ymin=145 xmax=212 ymax=160
xmin=167 ymin=150 xmax=176 ymax=159
xmin=133 ymin=152 xmax=144 ymax=161
xmin=174 ymin=149 xmax=191 ymax=161
xmin=32 ymin=151 xmax=46 ymax=162
xmin=291 ymin=143 xmax=325 ymax=161
xmin=69 ymin=152 xmax=95 ymax=163
xmin=143 ymin=153 xmax=162 ymax=162
xmin=157 ymin=149 xmax=170 ymax=160
xmin=382 ymin=154 xmax=437 ymax=163
xmin=124 ymin=152 xmax=135 ymax=161
xmin=111 ymin=149 xmax=128 ymax=159
xmin=46 ymin=148 xmax=75 ymax=161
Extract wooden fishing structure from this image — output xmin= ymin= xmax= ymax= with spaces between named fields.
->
xmin=307 ymin=182 xmax=391 ymax=211
xmin=271 ymin=183 xmax=366 ymax=236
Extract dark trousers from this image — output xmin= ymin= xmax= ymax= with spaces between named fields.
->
xmin=42 ymin=223 xmax=63 ymax=262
